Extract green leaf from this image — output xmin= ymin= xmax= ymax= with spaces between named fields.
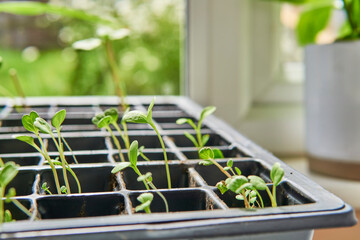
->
xmin=72 ymin=38 xmax=102 ymax=51
xmin=5 ymin=187 xmax=16 ymax=203
xmin=201 ymin=134 xmax=210 ymax=147
xmin=129 ymin=140 xmax=138 ymax=167
xmin=213 ymin=148 xmax=224 ymax=159
xmin=96 ymin=115 xmax=112 ymax=128
xmin=184 ymin=132 xmax=199 ymax=148
xmin=135 ymin=192 xmax=154 ymax=212
xmin=176 ymin=118 xmax=190 ymax=125
xmin=21 ymin=114 xmax=37 ymax=133
xmin=296 ymin=4 xmax=332 ymax=45
xmin=216 ymin=181 xmax=228 ymax=194
xmin=248 ymin=175 xmax=267 ymax=190
xmin=0 ymin=56 xmax=3 ymax=69
xmin=111 ymin=162 xmax=131 ymax=174
xmin=137 ymin=192 xmax=154 ymax=204
xmin=137 ymin=172 xmax=152 ymax=182
xmin=146 ymin=97 xmax=156 ymax=123
xmin=122 ymin=111 xmax=148 ymax=124
xmin=227 ymin=176 xmax=248 ymax=194
xmin=198 ymin=147 xmax=214 ymax=160
xmin=34 ymin=118 xmax=52 ymax=134
xmin=14 ymin=135 xmax=35 ymax=146
xmin=0 ymin=162 xmax=19 ymax=187
xmin=227 ymin=159 xmax=233 ymax=168
xmin=4 ymin=210 xmax=13 ymax=222
xmin=60 ymin=186 xmax=67 ymax=194
xmin=176 ymin=118 xmax=197 ymax=129
xmin=42 ymin=182 xmax=49 ymax=190
xmin=51 ymin=109 xmax=66 ymax=129
xmin=0 ymin=2 xmax=114 ymax=25
xmin=199 ymin=106 xmax=216 ymax=125
xmin=199 ymin=159 xmax=213 ymax=166
xmin=235 ymin=194 xmax=244 ymax=201
xmin=104 ymin=108 xmax=119 ymax=124
xmin=224 ymin=166 xmax=231 ymax=171
xmin=270 ymin=162 xmax=284 ymax=186
xmin=92 ymin=113 xmax=105 ymax=126
xmin=235 ymin=167 xmax=241 ymax=176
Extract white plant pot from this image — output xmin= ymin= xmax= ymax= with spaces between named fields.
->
xmin=305 ymin=40 xmax=360 ymax=180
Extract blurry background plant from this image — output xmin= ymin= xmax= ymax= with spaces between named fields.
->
xmin=0 ymin=0 xmax=184 ymax=96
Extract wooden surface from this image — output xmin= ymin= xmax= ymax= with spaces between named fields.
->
xmin=313 ymin=210 xmax=359 ymax=240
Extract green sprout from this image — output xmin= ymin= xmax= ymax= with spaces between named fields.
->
xmin=176 ymin=106 xmax=216 ymax=149
xmin=112 ymin=140 xmax=168 ymax=213
xmin=14 ymin=110 xmax=81 ymax=194
xmin=0 ymin=160 xmax=33 ymax=223
xmin=199 ymin=147 xmax=284 ymax=208
xmin=92 ymin=111 xmax=127 ymax=162
xmin=122 ymin=98 xmax=172 ymax=189
xmin=135 ymin=193 xmax=153 ymax=214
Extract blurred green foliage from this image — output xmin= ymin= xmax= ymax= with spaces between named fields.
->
xmin=0 ymin=0 xmax=183 ymax=96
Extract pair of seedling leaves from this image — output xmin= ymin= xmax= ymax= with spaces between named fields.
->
xmin=15 ymin=110 xmax=66 ymax=148
xmin=176 ymin=106 xmax=216 ymax=149
xmin=199 ymin=147 xmax=284 ymax=208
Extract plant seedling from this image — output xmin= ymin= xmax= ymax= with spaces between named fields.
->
xmin=112 ymin=140 xmax=168 ymax=213
xmin=199 ymin=147 xmax=284 ymax=208
xmin=176 ymin=106 xmax=216 ymax=149
xmin=122 ymin=98 xmax=172 ymax=189
xmin=92 ymin=113 xmax=126 ymax=162
xmin=0 ymin=160 xmax=33 ymax=223
xmin=92 ymin=107 xmax=132 ymax=162
xmin=135 ymin=193 xmax=153 ymax=214
xmin=14 ymin=110 xmax=81 ymax=194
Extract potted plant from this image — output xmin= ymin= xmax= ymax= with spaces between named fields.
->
xmin=265 ymin=0 xmax=360 ymax=180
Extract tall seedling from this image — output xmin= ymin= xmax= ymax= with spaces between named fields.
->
xmin=112 ymin=140 xmax=168 ymax=213
xmin=122 ymin=98 xmax=172 ymax=189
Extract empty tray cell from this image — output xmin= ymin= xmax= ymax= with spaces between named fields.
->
xmin=61 ymin=153 xmax=110 ymax=164
xmin=195 ymin=160 xmax=270 ymax=186
xmin=129 ymin=189 xmax=220 ymax=213
xmin=116 ymin=151 xmax=177 ymax=162
xmin=47 ymin=136 xmax=106 ymax=151
xmin=121 ymin=164 xmax=190 ymax=190
xmin=2 ymin=155 xmax=41 ymax=166
xmin=5 ymin=199 xmax=32 ymax=221
xmin=111 ymin=135 xmax=165 ymax=149
xmin=39 ymin=166 xmax=119 ymax=194
xmin=37 ymin=194 xmax=126 ymax=219
xmin=143 ymin=104 xmax=181 ymax=111
xmin=56 ymin=105 xmax=94 ymax=113
xmin=216 ymin=181 xmax=314 ymax=208
xmin=0 ymin=118 xmax=22 ymax=127
xmin=6 ymin=170 xmax=37 ymax=196
xmin=168 ymin=134 xmax=230 ymax=147
xmin=183 ymin=147 xmax=248 ymax=159
xmin=11 ymin=106 xmax=50 ymax=115
xmin=0 ymin=138 xmax=39 ymax=154
xmin=62 ymin=117 xmax=93 ymax=125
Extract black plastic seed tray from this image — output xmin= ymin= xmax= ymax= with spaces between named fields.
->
xmin=0 ymin=96 xmax=357 ymax=240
